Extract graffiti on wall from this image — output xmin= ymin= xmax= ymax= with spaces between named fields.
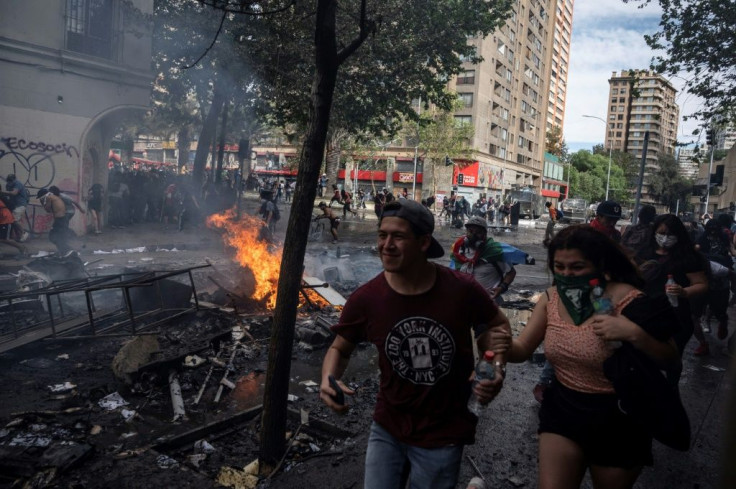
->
xmin=0 ymin=136 xmax=79 ymax=190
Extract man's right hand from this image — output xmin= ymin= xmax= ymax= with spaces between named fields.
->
xmin=319 ymin=375 xmax=354 ymax=413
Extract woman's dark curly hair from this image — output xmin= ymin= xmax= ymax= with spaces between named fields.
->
xmin=548 ymin=224 xmax=644 ymax=288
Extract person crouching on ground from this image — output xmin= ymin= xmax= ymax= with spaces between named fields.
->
xmin=38 ymin=188 xmax=72 ymax=255
xmin=493 ymin=225 xmax=682 ymax=489
xmin=450 ymin=216 xmax=516 ymax=305
xmin=320 ymin=199 xmax=510 ymax=489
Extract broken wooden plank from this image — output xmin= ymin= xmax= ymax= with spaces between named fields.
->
xmin=302 ymin=275 xmax=346 ymax=306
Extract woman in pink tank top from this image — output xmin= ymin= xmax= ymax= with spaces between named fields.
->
xmin=492 ymin=225 xmax=682 ymax=489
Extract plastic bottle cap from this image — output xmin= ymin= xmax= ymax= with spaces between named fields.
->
xmin=483 ymin=351 xmax=495 ymax=361
xmin=589 ymin=278 xmax=599 ymax=286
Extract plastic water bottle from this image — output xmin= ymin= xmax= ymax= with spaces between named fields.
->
xmin=665 ymin=275 xmax=679 ymax=307
xmin=467 ymin=351 xmax=496 ymax=417
xmin=589 ymin=278 xmax=620 ymax=348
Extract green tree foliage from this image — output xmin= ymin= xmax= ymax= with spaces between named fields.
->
xmin=647 ymin=154 xmax=693 ymax=211
xmin=568 ymin=150 xmax=629 ymax=204
xmin=249 ymin=0 xmax=514 ymax=136
xmin=623 ymin=0 xmax=736 ymax=122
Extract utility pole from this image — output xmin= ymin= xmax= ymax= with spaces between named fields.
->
xmin=632 ymin=131 xmax=649 ymax=226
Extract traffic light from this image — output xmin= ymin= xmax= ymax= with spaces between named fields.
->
xmin=444 ymin=155 xmax=453 ymax=166
xmin=706 ymin=129 xmax=716 ymax=147
xmin=457 ymin=173 xmax=464 ymax=185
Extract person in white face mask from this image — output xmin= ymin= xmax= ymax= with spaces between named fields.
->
xmin=635 ymin=214 xmax=708 ymax=357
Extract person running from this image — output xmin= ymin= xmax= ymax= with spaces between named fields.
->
xmin=590 ymin=200 xmax=622 ymax=243
xmin=329 ymin=185 xmax=342 ymax=208
xmin=38 ymin=187 xmax=73 ymax=255
xmin=450 ymin=216 xmax=516 ymax=305
xmin=543 ymin=201 xmax=558 ymax=247
xmin=1 ymin=174 xmax=30 ymax=242
xmin=314 ymin=201 xmax=340 ymax=243
xmin=320 ymin=199 xmax=510 ymax=488
xmin=87 ymin=183 xmax=105 ymax=234
xmin=0 ymin=195 xmax=27 ymax=257
xmin=497 ymin=225 xmax=682 ymax=489
xmin=635 ymin=214 xmax=708 ymax=356
xmin=620 ymin=205 xmax=656 ymax=255
xmin=341 ymin=189 xmax=358 ymax=218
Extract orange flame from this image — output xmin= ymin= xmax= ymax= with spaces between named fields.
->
xmin=207 ymin=208 xmax=282 ymax=309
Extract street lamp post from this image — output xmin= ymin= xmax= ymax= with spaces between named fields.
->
xmin=583 ymin=115 xmax=613 ymax=201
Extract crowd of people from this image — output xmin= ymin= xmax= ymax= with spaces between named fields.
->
xmin=319 ymin=194 xmax=733 ymax=489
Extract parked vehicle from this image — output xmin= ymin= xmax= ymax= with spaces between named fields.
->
xmin=508 ymin=188 xmax=544 ymax=219
xmin=561 ymin=198 xmax=588 ymax=223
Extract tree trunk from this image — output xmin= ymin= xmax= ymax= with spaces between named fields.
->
xmin=216 ymin=102 xmax=229 ymax=184
xmin=177 ymin=127 xmax=190 ymax=170
xmin=192 ymin=81 xmax=226 ymax=183
xmin=259 ymin=0 xmax=341 ymax=472
xmin=325 ymin=132 xmax=341 ymax=189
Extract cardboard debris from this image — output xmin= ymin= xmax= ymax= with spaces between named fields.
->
xmin=98 ymin=392 xmax=128 ymax=410
xmin=217 ymin=466 xmax=258 ymax=489
xmin=47 ymin=382 xmax=76 ymax=393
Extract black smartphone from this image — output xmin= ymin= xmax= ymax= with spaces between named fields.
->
xmin=328 ymin=375 xmax=345 ymax=405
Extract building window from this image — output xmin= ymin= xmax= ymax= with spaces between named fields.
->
xmin=458 ymin=93 xmax=473 ymax=108
xmin=454 ymin=115 xmax=472 ymax=126
xmin=457 ymin=70 xmax=475 ymax=84
xmin=66 ymin=0 xmax=114 ymax=59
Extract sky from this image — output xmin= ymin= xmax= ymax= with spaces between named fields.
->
xmin=564 ymin=0 xmax=702 ymax=152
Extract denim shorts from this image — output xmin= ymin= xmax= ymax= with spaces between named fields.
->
xmin=364 ymin=422 xmax=464 ymax=489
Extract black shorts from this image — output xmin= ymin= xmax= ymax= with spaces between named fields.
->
xmin=330 ymin=218 xmax=340 ymax=230
xmin=88 ymin=198 xmax=102 ymax=212
xmin=538 ymin=381 xmax=653 ymax=469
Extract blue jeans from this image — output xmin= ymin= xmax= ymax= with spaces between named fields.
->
xmin=364 ymin=422 xmax=464 ymax=489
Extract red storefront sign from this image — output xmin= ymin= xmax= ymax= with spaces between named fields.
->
xmin=454 ymin=161 xmax=480 ymax=187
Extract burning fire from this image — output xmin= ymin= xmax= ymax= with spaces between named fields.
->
xmin=207 ymin=208 xmax=282 ymax=308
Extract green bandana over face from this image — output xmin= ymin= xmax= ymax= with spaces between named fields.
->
xmin=554 ymin=273 xmax=606 ymax=325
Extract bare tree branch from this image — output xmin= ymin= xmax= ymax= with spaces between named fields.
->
xmin=336 ymin=0 xmax=377 ymax=65
xmin=181 ymin=9 xmax=227 ymax=69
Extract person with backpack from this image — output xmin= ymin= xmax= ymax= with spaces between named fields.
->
xmin=1 ymin=174 xmax=30 ymax=242
xmin=620 ymin=205 xmax=656 ymax=255
xmin=543 ymin=201 xmax=558 ymax=247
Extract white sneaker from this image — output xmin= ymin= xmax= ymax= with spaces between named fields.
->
xmin=19 ymin=231 xmax=30 ymax=242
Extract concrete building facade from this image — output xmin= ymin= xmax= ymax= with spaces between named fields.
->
xmin=0 ymin=0 xmax=154 ymax=234
xmin=603 ymin=70 xmax=679 ymax=203
xmin=445 ymin=0 xmax=569 ymax=204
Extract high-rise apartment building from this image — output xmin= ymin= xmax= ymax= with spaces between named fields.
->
xmin=546 ymin=0 xmax=574 ymax=131
xmin=604 ymin=70 xmax=679 ymax=202
xmin=448 ymin=0 xmax=571 ymax=202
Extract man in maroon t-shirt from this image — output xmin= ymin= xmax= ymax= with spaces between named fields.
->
xmin=320 ymin=199 xmax=510 ymax=488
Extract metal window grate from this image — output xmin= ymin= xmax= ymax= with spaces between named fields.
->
xmin=65 ymin=0 xmax=114 ymax=59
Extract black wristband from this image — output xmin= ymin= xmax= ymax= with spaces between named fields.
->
xmin=499 ymin=282 xmax=509 ymax=292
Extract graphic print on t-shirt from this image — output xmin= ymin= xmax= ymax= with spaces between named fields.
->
xmin=385 ymin=317 xmax=456 ymax=385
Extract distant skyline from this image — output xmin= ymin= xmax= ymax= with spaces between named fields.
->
xmin=564 ymin=0 xmax=702 ymax=152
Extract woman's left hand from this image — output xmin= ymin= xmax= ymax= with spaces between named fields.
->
xmin=590 ymin=314 xmax=635 ymax=343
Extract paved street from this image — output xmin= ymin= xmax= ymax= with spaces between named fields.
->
xmin=0 ymin=199 xmax=733 ymax=488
